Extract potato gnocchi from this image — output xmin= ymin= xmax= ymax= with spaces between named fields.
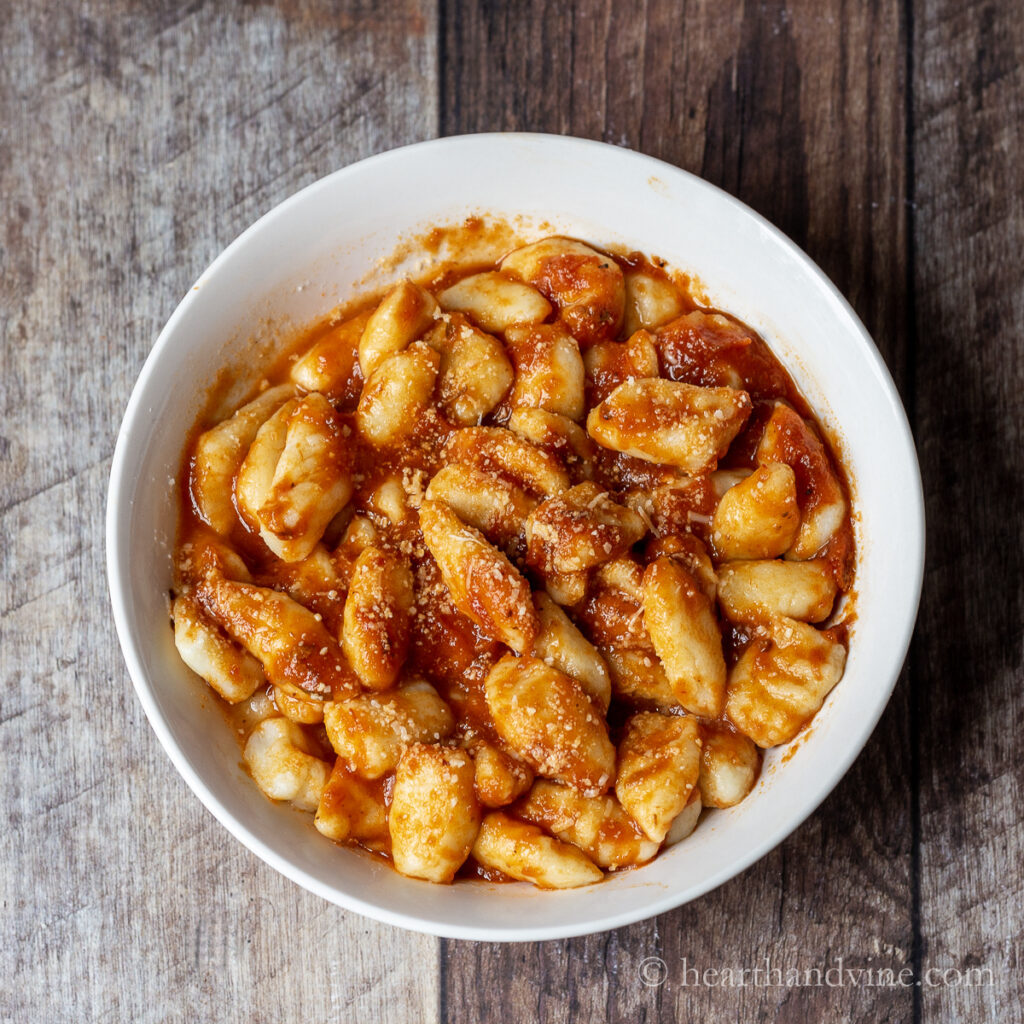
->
xmin=171 ymin=230 xmax=855 ymax=889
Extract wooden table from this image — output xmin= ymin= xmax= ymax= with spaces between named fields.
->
xmin=3 ymin=1 xmax=1021 ymax=1020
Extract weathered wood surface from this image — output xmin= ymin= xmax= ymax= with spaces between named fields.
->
xmin=1 ymin=1 xmax=1020 ymax=1021
xmin=0 ymin=3 xmax=442 ymax=1022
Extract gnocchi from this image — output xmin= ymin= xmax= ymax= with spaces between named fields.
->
xmin=171 ymin=230 xmax=855 ymax=890
xmin=615 ymin=712 xmax=702 ymax=843
xmin=172 ymin=594 xmax=265 ymax=704
xmin=235 ymin=392 xmax=353 ymax=561
xmin=711 ymin=462 xmax=800 ymax=561
xmin=425 ymin=313 xmax=514 ymax=426
xmin=356 ymin=340 xmax=440 ymax=446
xmin=756 ymin=402 xmax=848 ymax=562
xmin=468 ymin=740 xmax=535 ymax=808
xmin=525 ymin=481 xmax=647 ymax=576
xmin=192 ymin=384 xmax=295 ymax=535
xmin=484 ymin=654 xmax=615 ymax=796
xmin=472 ymin=812 xmax=602 ymax=888
xmin=726 ymin=617 xmax=847 ymax=747
xmin=501 ymin=236 xmax=625 ymax=346
xmin=507 ymin=407 xmax=597 ymax=480
xmin=587 ymin=378 xmax=751 ymax=473
xmin=323 ymin=680 xmax=455 ymax=778
xmin=439 ymin=271 xmax=552 ymax=334
xmin=195 ymin=575 xmax=359 ymax=701
xmin=504 ymin=322 xmax=586 ymax=421
xmin=716 ymin=558 xmax=838 ymax=623
xmin=698 ymin=723 xmax=760 ymax=808
xmin=341 ymin=545 xmax=414 ymax=690
xmin=419 ymin=498 xmax=538 ymax=654
xmin=315 ymin=760 xmax=388 ymax=845
xmin=389 ymin=744 xmax=479 ymax=883
xmin=516 ymin=780 xmax=659 ymax=869
xmin=243 ymin=717 xmax=331 ymax=812
xmin=424 ymin=462 xmax=536 ymax=555
xmin=291 ymin=310 xmax=371 ymax=403
xmin=642 ymin=555 xmax=727 ymax=718
xmin=532 ymin=591 xmax=611 ymax=711
xmin=622 ymin=270 xmax=686 ymax=337
xmin=357 ymin=279 xmax=438 ymax=378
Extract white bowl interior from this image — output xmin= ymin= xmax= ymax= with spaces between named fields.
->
xmin=107 ymin=134 xmax=923 ymax=941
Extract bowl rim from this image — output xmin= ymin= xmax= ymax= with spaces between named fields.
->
xmin=106 ymin=131 xmax=925 ymax=941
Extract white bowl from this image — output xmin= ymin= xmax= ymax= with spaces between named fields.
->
xmin=107 ymin=133 xmax=924 ymax=941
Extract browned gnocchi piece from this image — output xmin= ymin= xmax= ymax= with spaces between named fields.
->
xmin=615 ymin=713 xmax=702 ymax=843
xmin=468 ymin=740 xmax=534 ymax=808
xmin=532 ymin=592 xmax=611 ymax=712
xmin=341 ymin=545 xmax=414 ymax=690
xmin=358 ymin=279 xmax=438 ymax=378
xmin=525 ymin=482 xmax=647 ymax=576
xmin=389 ymin=744 xmax=480 ymax=883
xmin=438 ymin=271 xmax=552 ymax=334
xmin=192 ymin=384 xmax=295 ymax=535
xmin=515 ymin=780 xmax=659 ymax=869
xmin=717 ymin=558 xmax=838 ymax=623
xmin=699 ymin=723 xmax=760 ymax=808
xmin=323 ymin=681 xmax=455 ymax=778
xmin=356 ymin=341 xmax=440 ymax=447
xmin=577 ymin=557 xmax=649 ymax=650
xmin=419 ymin=498 xmax=539 ymax=654
xmin=175 ymin=531 xmax=254 ymax=586
xmin=425 ymin=463 xmax=537 ymax=555
xmin=726 ymin=617 xmax=847 ymax=747
xmin=443 ymin=426 xmax=570 ymax=499
xmin=603 ymin=647 xmax=682 ymax=711
xmin=472 ymin=811 xmax=603 ymax=888
xmin=642 ymin=555 xmax=727 ymax=718
xmin=756 ymin=402 xmax=847 ymax=560
xmin=587 ymin=378 xmax=752 ymax=473
xmin=235 ymin=392 xmax=354 ymax=562
xmin=243 ymin=717 xmax=331 ymax=812
xmin=270 ymin=543 xmax=348 ymax=634
xmin=642 ymin=532 xmax=718 ymax=604
xmin=504 ymin=322 xmax=586 ymax=421
xmin=425 ymin=313 xmax=514 ymax=426
xmin=172 ymin=594 xmax=265 ymax=704
xmin=506 ymin=408 xmax=597 ymax=479
xmin=501 ymin=237 xmax=625 ymax=347
xmin=484 ymin=655 xmax=616 ymax=796
xmin=622 ymin=270 xmax=686 ymax=336
xmin=195 ymin=575 xmax=360 ymax=700
xmin=711 ymin=462 xmax=800 ymax=561
xmin=314 ymin=759 xmax=388 ymax=844
xmin=290 ymin=310 xmax=371 ymax=404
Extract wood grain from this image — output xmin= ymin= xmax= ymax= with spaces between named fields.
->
xmin=2 ymin=0 xmax=1021 ymax=1021
xmin=911 ymin=0 xmax=1024 ymax=1018
xmin=0 ymin=2 xmax=441 ymax=1022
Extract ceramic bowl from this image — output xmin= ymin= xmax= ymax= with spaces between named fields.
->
xmin=107 ymin=133 xmax=924 ymax=941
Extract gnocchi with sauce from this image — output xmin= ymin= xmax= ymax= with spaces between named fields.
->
xmin=170 ymin=230 xmax=856 ymax=889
